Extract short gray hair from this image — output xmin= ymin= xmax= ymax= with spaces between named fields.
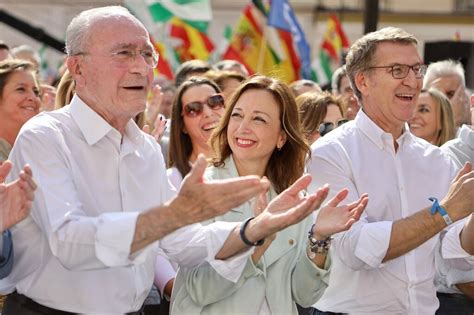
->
xmin=423 ymin=59 xmax=465 ymax=89
xmin=331 ymin=65 xmax=347 ymax=94
xmin=65 ymin=6 xmax=136 ymax=56
xmin=345 ymin=27 xmax=418 ymax=102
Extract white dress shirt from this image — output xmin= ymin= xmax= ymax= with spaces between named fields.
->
xmin=2 ymin=95 xmax=250 ymax=314
xmin=307 ymin=110 xmax=474 ymax=315
xmin=441 ymin=124 xmax=474 ymax=168
xmin=436 ymin=124 xmax=474 ymax=294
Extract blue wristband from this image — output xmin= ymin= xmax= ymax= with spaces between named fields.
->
xmin=429 ymin=197 xmax=453 ymax=226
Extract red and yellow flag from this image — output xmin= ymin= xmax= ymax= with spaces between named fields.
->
xmin=168 ymin=17 xmax=215 ymax=62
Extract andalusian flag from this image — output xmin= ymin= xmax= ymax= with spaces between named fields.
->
xmin=125 ymin=0 xmax=177 ymax=79
xmin=312 ymin=15 xmax=349 ymax=86
xmin=147 ymin=0 xmax=212 ymax=32
xmin=222 ymin=0 xmax=300 ymax=83
xmin=146 ymin=0 xmax=215 ymax=62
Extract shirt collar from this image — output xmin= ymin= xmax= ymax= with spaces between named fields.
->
xmin=70 ymin=94 xmax=143 ymax=147
xmin=355 ymin=109 xmax=411 ymax=150
xmin=458 ymin=124 xmax=474 ymax=150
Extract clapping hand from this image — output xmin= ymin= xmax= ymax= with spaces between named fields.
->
xmin=0 ymin=161 xmax=37 ymax=231
xmin=313 ymin=189 xmax=368 ymax=239
xmin=171 ymin=155 xmax=270 ymax=226
xmin=245 ymin=174 xmax=330 ymax=242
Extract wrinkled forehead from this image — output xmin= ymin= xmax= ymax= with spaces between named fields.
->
xmin=87 ymin=16 xmax=152 ymax=51
xmin=372 ymin=42 xmax=421 ymax=65
xmin=430 ymin=75 xmax=463 ymax=91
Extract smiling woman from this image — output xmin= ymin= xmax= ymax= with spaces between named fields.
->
xmin=408 ymin=88 xmax=456 ymax=146
xmin=0 ymin=59 xmax=40 ymax=161
xmin=167 ymin=76 xmax=223 ymax=189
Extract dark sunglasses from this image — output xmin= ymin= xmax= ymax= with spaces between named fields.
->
xmin=182 ymin=94 xmax=225 ymax=118
xmin=318 ymin=119 xmax=349 ymax=137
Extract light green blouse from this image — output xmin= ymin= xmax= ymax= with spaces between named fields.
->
xmin=170 ymin=155 xmax=330 ymax=315
xmin=0 ymin=139 xmax=12 ymax=162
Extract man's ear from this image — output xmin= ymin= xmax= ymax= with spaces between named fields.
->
xmin=66 ymin=56 xmax=85 ymax=87
xmin=355 ymin=71 xmax=369 ymax=97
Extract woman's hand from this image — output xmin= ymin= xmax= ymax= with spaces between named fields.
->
xmin=313 ymin=189 xmax=368 ymax=239
xmin=251 ymin=183 xmax=275 ymax=263
xmin=145 ymin=84 xmax=163 ymax=127
xmin=244 ymin=175 xmax=330 ymax=243
xmin=142 ymin=114 xmax=167 ymax=143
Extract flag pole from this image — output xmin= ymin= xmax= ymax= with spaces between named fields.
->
xmin=257 ymin=25 xmax=267 ymax=73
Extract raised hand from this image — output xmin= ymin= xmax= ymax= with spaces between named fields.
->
xmin=142 ymin=114 xmax=167 ymax=143
xmin=0 ymin=161 xmax=37 ymax=231
xmin=145 ymin=84 xmax=163 ymax=127
xmin=313 ymin=189 xmax=368 ymax=239
xmin=245 ymin=174 xmax=330 ymax=242
xmin=441 ymin=162 xmax=474 ymax=222
xmin=170 ymin=155 xmax=270 ymax=226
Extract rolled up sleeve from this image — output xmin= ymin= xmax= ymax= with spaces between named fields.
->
xmin=160 ymin=221 xmax=253 ymax=283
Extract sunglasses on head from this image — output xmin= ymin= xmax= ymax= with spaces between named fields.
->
xmin=182 ymin=94 xmax=225 ymax=118
xmin=318 ymin=119 xmax=349 ymax=137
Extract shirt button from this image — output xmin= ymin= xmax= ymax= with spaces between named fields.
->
xmin=288 ymin=239 xmax=295 ymax=245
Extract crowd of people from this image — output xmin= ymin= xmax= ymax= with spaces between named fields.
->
xmin=0 ymin=5 xmax=473 ymax=315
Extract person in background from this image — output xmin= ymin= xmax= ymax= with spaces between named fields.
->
xmin=436 ymin=93 xmax=474 ymax=313
xmin=289 ymin=79 xmax=322 ymax=97
xmin=0 ymin=160 xmax=36 ymax=279
xmin=167 ymin=77 xmax=225 ymax=189
xmin=174 ymin=59 xmax=212 ymax=88
xmin=156 ymin=84 xmax=176 ymax=120
xmin=171 ymin=75 xmax=368 ymax=314
xmin=408 ymin=88 xmax=456 ymax=146
xmin=0 ymin=60 xmax=40 ymax=161
xmin=308 ymin=27 xmax=474 ymax=314
xmin=296 ymin=92 xmax=347 ymax=145
xmin=331 ymin=65 xmax=359 ymax=120
xmin=214 ymin=59 xmax=249 ymax=77
xmin=204 ymin=70 xmax=246 ymax=101
xmin=39 ymin=84 xmax=56 ymax=112
xmin=424 ymin=60 xmax=471 ymax=128
xmin=0 ymin=42 xmax=12 ymax=62
xmin=10 ymin=45 xmax=40 ymax=71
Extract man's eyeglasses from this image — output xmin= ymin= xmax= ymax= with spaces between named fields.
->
xmin=318 ymin=119 xmax=349 ymax=137
xmin=182 ymin=94 xmax=225 ymax=118
xmin=74 ymin=48 xmax=159 ymax=69
xmin=368 ymin=64 xmax=427 ymax=79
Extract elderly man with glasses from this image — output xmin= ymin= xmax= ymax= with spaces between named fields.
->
xmin=1 ymin=6 xmax=326 ymax=314
xmin=307 ymin=27 xmax=474 ymax=314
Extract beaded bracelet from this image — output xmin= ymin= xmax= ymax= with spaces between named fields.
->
xmin=307 ymin=223 xmax=332 ymax=258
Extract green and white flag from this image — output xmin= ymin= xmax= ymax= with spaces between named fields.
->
xmin=146 ymin=0 xmax=212 ymax=32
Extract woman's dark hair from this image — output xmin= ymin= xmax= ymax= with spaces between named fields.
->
xmin=168 ymin=76 xmax=221 ymax=176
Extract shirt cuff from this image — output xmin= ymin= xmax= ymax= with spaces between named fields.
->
xmin=441 ymin=219 xmax=474 ymax=266
xmin=205 ymin=221 xmax=254 ymax=283
xmin=354 ymin=221 xmax=392 ymax=268
xmin=95 ymin=212 xmax=143 ymax=267
xmin=154 ymin=254 xmax=177 ymax=295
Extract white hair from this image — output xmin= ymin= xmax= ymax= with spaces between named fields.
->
xmin=65 ymin=6 xmax=138 ymax=56
xmin=423 ymin=59 xmax=466 ymax=89
xmin=11 ymin=44 xmax=40 ymax=64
